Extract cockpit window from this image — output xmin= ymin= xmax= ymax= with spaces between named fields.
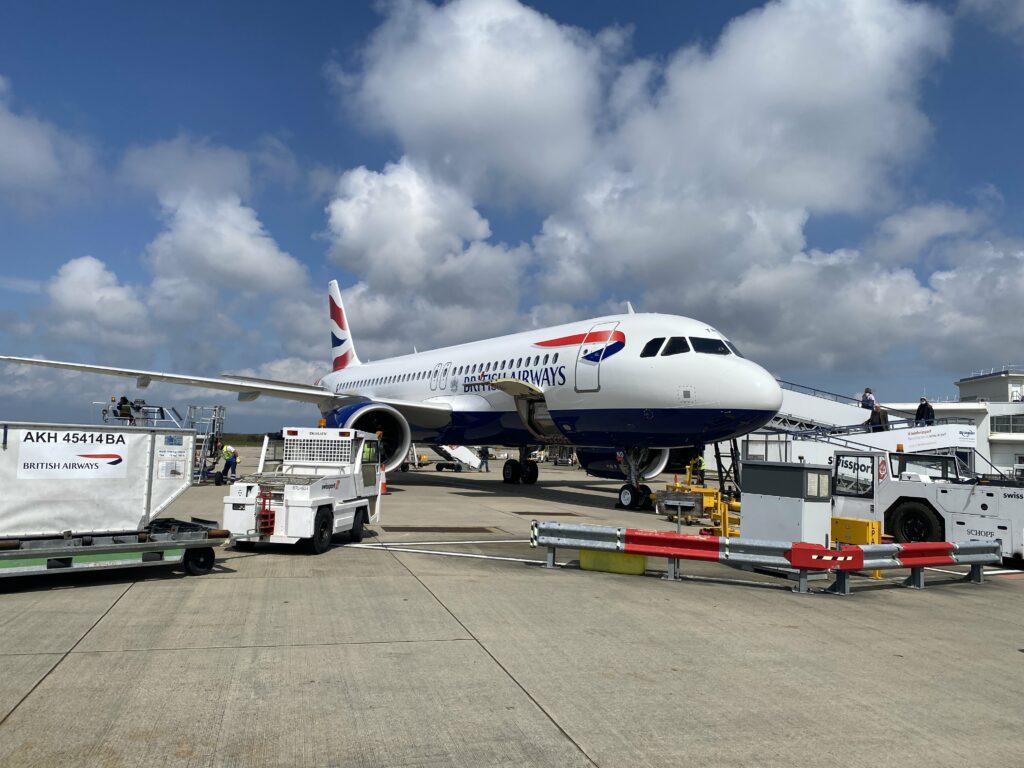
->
xmin=640 ymin=338 xmax=665 ymax=358
xmin=661 ymin=337 xmax=690 ymax=356
xmin=691 ymin=337 xmax=730 ymax=355
xmin=725 ymin=341 xmax=744 ymax=358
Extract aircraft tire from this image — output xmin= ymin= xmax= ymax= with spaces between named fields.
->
xmin=522 ymin=460 xmax=539 ymax=485
xmin=503 ymin=459 xmax=522 ymax=484
xmin=618 ymin=484 xmax=640 ymax=509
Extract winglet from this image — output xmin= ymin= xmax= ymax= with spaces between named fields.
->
xmin=626 ymin=301 xmax=636 ymax=314
xmin=328 ymin=280 xmax=361 ymax=370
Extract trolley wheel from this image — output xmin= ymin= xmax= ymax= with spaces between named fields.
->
xmin=436 ymin=462 xmax=445 ymax=471
xmin=350 ymin=509 xmax=366 ymax=543
xmin=890 ymin=502 xmax=942 ymax=543
xmin=454 ymin=464 xmax=463 ymax=472
xmin=503 ymin=459 xmax=522 ymax=484
xmin=521 ymin=460 xmax=539 ymax=485
xmin=184 ymin=547 xmax=216 ymax=575
xmin=233 ymin=540 xmax=257 ymax=551
xmin=305 ymin=507 xmax=334 ymax=554
xmin=618 ymin=484 xmax=640 ymax=509
xmin=400 ymin=462 xmax=409 ymax=473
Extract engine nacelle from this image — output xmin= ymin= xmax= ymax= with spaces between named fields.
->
xmin=576 ymin=448 xmax=673 ymax=481
xmin=324 ymin=402 xmax=411 ymax=473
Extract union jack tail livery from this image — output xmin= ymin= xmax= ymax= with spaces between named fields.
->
xmin=328 ymin=280 xmax=361 ymax=371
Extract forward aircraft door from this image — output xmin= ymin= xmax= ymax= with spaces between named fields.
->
xmin=575 ymin=321 xmax=619 ymax=393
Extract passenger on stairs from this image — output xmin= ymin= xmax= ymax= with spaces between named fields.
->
xmin=860 ymin=387 xmax=876 ymax=410
xmin=915 ymin=397 xmax=935 ymax=426
xmin=864 ymin=405 xmax=889 ymax=432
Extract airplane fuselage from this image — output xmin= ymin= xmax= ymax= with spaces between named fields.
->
xmin=319 ymin=312 xmax=782 ymax=449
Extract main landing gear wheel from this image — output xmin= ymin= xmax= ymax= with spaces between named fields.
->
xmin=521 ymin=460 xmax=539 ymax=485
xmin=619 ymin=484 xmax=641 ymax=509
xmin=503 ymin=459 xmax=522 ymax=484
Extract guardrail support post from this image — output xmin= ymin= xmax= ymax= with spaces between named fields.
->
xmin=792 ymin=569 xmax=811 ymax=594
xmin=546 ymin=546 xmax=556 ymax=568
xmin=825 ymin=570 xmax=851 ymax=596
xmin=664 ymin=557 xmax=679 ymax=581
xmin=904 ymin=566 xmax=925 ymax=589
xmin=965 ymin=563 xmax=985 ymax=584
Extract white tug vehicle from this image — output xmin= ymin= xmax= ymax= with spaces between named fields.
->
xmin=223 ymin=427 xmax=381 ymax=553
xmin=832 ymin=450 xmax=1024 ymax=560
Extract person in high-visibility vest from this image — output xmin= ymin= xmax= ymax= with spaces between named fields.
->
xmin=222 ymin=445 xmax=238 ymax=481
xmin=695 ymin=455 xmax=706 ymax=485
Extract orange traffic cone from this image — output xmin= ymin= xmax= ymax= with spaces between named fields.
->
xmin=381 ymin=470 xmax=389 ymax=495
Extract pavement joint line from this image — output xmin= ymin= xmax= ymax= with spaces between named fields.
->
xmin=65 ymin=637 xmax=477 ymax=654
xmin=0 ymin=580 xmax=135 ymax=730
xmin=382 ymin=543 xmax=600 ymax=768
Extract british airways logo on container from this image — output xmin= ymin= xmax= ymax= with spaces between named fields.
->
xmin=533 ymin=330 xmax=626 ymax=362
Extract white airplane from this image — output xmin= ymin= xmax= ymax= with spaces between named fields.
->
xmin=1 ymin=281 xmax=783 ymax=508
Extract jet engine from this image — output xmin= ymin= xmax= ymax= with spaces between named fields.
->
xmin=576 ymin=447 xmax=700 ymax=481
xmin=326 ymin=402 xmax=412 ymax=473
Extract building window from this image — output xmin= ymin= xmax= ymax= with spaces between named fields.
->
xmin=991 ymin=415 xmax=1024 ymax=433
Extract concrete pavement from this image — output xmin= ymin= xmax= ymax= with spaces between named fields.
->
xmin=1 ymin=463 xmax=1022 ymax=767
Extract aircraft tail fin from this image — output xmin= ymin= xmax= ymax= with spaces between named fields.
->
xmin=328 ymin=280 xmax=361 ymax=370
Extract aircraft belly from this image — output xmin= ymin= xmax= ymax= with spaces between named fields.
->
xmin=401 ymin=406 xmax=774 ymax=448
xmin=549 ymin=407 xmax=777 ymax=447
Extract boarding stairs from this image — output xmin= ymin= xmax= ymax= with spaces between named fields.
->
xmin=431 ymin=444 xmax=482 ymax=471
xmin=183 ymin=405 xmax=226 ymax=482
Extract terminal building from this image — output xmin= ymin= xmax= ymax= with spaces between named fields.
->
xmin=888 ymin=366 xmax=1024 ymax=472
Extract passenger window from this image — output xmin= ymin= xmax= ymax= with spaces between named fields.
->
xmin=552 ymin=353 xmax=558 ymax=363
xmin=690 ymin=337 xmax=729 ymax=355
xmin=534 ymin=356 xmax=540 ymax=366
xmin=661 ymin=337 xmax=689 ymax=356
xmin=516 ymin=358 xmax=522 ymax=367
xmin=543 ymin=354 xmax=549 ymax=364
xmin=641 ymin=338 xmax=665 ymax=358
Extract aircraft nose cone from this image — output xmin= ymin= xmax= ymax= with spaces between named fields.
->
xmin=749 ymin=363 xmax=783 ymax=414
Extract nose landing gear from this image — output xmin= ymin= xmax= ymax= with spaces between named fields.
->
xmin=618 ymin=447 xmax=654 ymax=510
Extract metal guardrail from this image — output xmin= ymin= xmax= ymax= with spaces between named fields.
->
xmin=530 ymin=521 xmax=1001 ymax=596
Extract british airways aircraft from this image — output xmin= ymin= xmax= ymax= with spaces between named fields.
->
xmin=1 ymin=280 xmax=782 ymax=508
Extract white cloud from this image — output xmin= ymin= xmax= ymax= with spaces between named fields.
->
xmin=339 ymin=0 xmax=615 ymax=205
xmin=45 ymin=256 xmax=155 ymax=351
xmin=961 ymin=0 xmax=1024 ymax=45
xmin=324 ymin=159 xmax=533 ymax=355
xmin=0 ymin=75 xmax=97 ymax=208
xmin=120 ymin=135 xmax=252 ymax=205
xmin=869 ymin=203 xmax=986 ymax=263
xmin=327 ymin=158 xmax=490 ymax=287
xmin=146 ymin=194 xmax=307 ymax=298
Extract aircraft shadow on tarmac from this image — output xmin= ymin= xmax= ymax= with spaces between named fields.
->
xmin=391 ymin=470 xmax=641 ymax=514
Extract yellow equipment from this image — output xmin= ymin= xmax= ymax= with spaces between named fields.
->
xmin=831 ymin=517 xmax=882 ymax=579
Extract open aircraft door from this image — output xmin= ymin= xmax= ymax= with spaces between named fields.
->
xmin=575 ymin=321 xmax=620 ymax=393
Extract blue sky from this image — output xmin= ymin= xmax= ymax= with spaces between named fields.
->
xmin=1 ymin=0 xmax=1023 ymax=429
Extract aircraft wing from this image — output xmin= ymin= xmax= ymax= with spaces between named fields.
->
xmin=0 ymin=355 xmax=452 ymax=427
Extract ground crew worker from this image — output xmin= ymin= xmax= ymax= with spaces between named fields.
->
xmin=695 ymin=454 xmax=706 ymax=485
xmin=222 ymin=444 xmax=239 ymax=481
xmin=116 ymin=395 xmax=134 ymax=424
